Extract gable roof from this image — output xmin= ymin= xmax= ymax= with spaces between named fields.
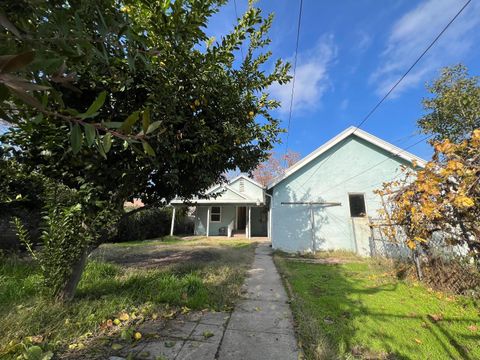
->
xmin=267 ymin=126 xmax=428 ymax=189
xmin=170 ymin=174 xmax=265 ymax=205
xmin=228 ymin=174 xmax=265 ymax=189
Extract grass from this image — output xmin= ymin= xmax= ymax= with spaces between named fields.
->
xmin=0 ymin=236 xmax=256 ymax=359
xmin=275 ymin=254 xmax=480 ymax=360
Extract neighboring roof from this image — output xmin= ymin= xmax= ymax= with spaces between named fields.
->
xmin=267 ymin=126 xmax=428 ymax=189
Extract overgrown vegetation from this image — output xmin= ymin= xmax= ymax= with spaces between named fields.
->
xmin=0 ymin=237 xmax=255 ymax=359
xmin=275 ymin=254 xmax=480 ymax=360
xmin=1 ymin=0 xmax=289 ymax=300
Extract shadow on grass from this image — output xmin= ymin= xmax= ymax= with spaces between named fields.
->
xmin=276 ymin=257 xmax=480 ymax=360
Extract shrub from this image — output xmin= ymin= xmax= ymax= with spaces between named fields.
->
xmin=114 ymin=207 xmax=172 ymax=242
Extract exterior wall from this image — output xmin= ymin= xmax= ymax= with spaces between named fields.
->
xmin=194 ymin=205 xmax=236 ymax=236
xmin=251 ymin=207 xmax=268 ymax=236
xmin=271 ymin=135 xmax=412 ymax=253
xmin=194 ymin=205 xmax=267 ymax=237
xmin=229 ymin=178 xmax=264 ymax=203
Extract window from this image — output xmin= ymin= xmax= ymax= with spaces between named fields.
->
xmin=210 ymin=206 xmax=221 ymax=222
xmin=349 ymin=194 xmax=366 ymax=217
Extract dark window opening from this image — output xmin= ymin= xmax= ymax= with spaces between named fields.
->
xmin=349 ymin=194 xmax=366 ymax=217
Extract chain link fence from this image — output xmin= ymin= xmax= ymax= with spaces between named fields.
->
xmin=369 ymin=218 xmax=480 ymax=296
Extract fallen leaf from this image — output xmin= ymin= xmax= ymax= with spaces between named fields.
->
xmin=203 ymin=331 xmax=214 ymax=339
xmin=119 ymin=312 xmax=130 ymax=322
xmin=414 ymin=338 xmax=422 ymax=344
xmin=111 ymin=343 xmax=123 ymax=351
xmin=134 ymin=332 xmax=142 ymax=341
xmin=113 ymin=319 xmax=121 ymax=326
xmin=106 ymin=319 xmax=113 ymax=327
xmin=323 ymin=316 xmax=334 ymax=325
xmin=164 ymin=341 xmax=175 ymax=348
xmin=428 ymin=313 xmax=443 ymax=322
xmin=467 ymin=325 xmax=478 ymax=332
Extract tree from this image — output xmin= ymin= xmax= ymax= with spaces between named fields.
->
xmin=252 ymin=150 xmax=300 ymax=186
xmin=0 ymin=0 xmax=290 ymax=300
xmin=376 ymin=129 xmax=480 ymax=268
xmin=419 ymin=64 xmax=480 ymax=143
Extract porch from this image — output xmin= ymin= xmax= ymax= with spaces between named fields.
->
xmin=170 ymin=204 xmax=269 ymax=239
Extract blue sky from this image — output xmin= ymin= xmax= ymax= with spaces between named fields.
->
xmin=207 ymin=0 xmax=480 ymax=160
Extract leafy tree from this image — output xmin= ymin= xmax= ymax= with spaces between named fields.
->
xmin=419 ymin=64 xmax=480 ymax=143
xmin=0 ymin=0 xmax=290 ymax=300
xmin=376 ymin=129 xmax=480 ymax=268
xmin=252 ymin=150 xmax=300 ymax=186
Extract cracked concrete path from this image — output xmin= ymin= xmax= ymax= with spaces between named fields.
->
xmin=108 ymin=242 xmax=299 ymax=360
xmin=217 ymin=242 xmax=299 ymax=360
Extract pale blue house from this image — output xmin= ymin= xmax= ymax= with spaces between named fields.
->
xmin=171 ymin=175 xmax=269 ymax=238
xmin=171 ymin=127 xmax=426 ymax=255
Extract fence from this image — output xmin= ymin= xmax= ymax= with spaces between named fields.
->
xmin=369 ymin=218 xmax=480 ymax=296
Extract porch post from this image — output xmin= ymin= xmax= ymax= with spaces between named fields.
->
xmin=170 ymin=206 xmax=176 ymax=236
xmin=247 ymin=206 xmax=251 ymax=239
xmin=206 ymin=206 xmax=210 ymax=237
xmin=268 ymin=208 xmax=272 ymax=239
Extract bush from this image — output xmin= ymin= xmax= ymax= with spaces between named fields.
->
xmin=114 ymin=207 xmax=172 ymax=242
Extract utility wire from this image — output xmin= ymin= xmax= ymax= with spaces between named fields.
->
xmin=350 ymin=0 xmax=472 ymax=136
xmin=291 ymin=0 xmax=471 ymax=194
xmin=318 ymin=134 xmax=433 ymax=194
xmin=283 ymin=0 xmax=304 ymax=165
xmin=233 ymin=0 xmax=244 ymax=60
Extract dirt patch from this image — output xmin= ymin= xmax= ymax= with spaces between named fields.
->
xmin=93 ymin=248 xmax=220 ymax=269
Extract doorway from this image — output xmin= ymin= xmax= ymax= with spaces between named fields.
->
xmin=237 ymin=206 xmax=246 ymax=231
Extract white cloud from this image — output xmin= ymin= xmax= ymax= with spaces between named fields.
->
xmin=270 ymin=34 xmax=337 ymax=114
xmin=356 ymin=30 xmax=372 ymax=53
xmin=371 ymin=0 xmax=480 ymax=97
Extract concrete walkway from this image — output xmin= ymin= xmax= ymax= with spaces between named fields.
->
xmin=217 ymin=242 xmax=299 ymax=360
xmin=107 ymin=242 xmax=299 ymax=360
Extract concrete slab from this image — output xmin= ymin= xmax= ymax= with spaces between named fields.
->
xmin=218 ymin=329 xmax=298 ymax=360
xmin=139 ymin=339 xmax=184 ymax=360
xmin=176 ymin=340 xmax=218 ymax=360
xmin=228 ymin=299 xmax=294 ymax=334
xmin=190 ymin=323 xmax=224 ymax=343
xmin=159 ymin=320 xmax=196 ymax=339
xmin=198 ymin=311 xmax=230 ymax=326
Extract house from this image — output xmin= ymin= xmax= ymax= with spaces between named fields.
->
xmin=170 ymin=175 xmax=269 ymax=238
xmin=170 ymin=126 xmax=427 ymax=255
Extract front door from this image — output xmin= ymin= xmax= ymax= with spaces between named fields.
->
xmin=237 ymin=206 xmax=246 ymax=231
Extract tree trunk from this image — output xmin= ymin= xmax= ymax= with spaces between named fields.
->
xmin=56 ymin=249 xmax=89 ymax=302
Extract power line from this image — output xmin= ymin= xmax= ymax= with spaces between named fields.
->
xmin=351 ymin=0 xmax=472 ymax=135
xmin=291 ymin=0 xmax=471 ymax=194
xmin=318 ymin=134 xmax=433 ymax=194
xmin=283 ymin=0 xmax=304 ymax=164
xmin=232 ymin=0 xmax=244 ymax=60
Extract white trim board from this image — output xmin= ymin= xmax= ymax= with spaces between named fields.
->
xmin=267 ymin=126 xmax=427 ymax=189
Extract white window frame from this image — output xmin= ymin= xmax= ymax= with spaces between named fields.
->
xmin=210 ymin=206 xmax=222 ymax=223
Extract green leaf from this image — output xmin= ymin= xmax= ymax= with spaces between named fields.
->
xmin=146 ymin=120 xmax=163 ymax=134
xmin=142 ymin=109 xmax=151 ymax=132
xmin=84 ymin=124 xmax=96 ymax=146
xmin=104 ymin=121 xmax=123 ymax=129
xmin=32 ymin=113 xmax=43 ymax=124
xmin=81 ymin=91 xmax=107 ymax=118
xmin=103 ymin=132 xmax=112 ymax=153
xmin=96 ymin=139 xmax=107 ymax=159
xmin=142 ymin=141 xmax=156 ymax=156
xmin=0 ymin=12 xmax=21 ymax=39
xmin=70 ymin=124 xmax=83 ymax=154
xmin=120 ymin=111 xmax=140 ymax=133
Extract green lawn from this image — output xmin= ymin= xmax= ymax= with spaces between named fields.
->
xmin=275 ymin=255 xmax=480 ymax=360
xmin=0 ymin=237 xmax=255 ymax=359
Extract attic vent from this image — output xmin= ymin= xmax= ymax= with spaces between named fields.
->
xmin=239 ymin=179 xmax=245 ymax=192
